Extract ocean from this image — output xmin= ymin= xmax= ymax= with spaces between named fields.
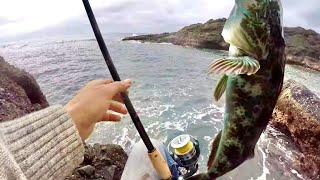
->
xmin=1 ymin=34 xmax=319 ymax=179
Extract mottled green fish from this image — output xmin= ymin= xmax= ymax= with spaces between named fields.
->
xmin=188 ymin=0 xmax=285 ymax=179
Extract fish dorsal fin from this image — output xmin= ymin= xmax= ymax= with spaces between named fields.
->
xmin=207 ymin=130 xmax=223 ymax=170
xmin=208 ymin=56 xmax=260 ymax=75
xmin=214 ymin=75 xmax=228 ymax=101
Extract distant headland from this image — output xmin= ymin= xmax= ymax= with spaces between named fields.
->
xmin=123 ymin=18 xmax=320 ymax=71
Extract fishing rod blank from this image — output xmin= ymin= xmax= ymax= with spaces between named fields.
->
xmin=82 ymin=0 xmax=172 ymax=179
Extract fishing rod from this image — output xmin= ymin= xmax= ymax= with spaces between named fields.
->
xmin=82 ymin=0 xmax=172 ymax=179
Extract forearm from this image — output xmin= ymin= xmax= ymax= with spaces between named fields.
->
xmin=0 ymin=105 xmax=84 ymax=180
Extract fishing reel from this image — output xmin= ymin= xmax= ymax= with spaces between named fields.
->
xmin=168 ymin=134 xmax=200 ymax=179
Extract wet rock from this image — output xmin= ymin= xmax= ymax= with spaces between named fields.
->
xmin=107 ymin=165 xmax=117 ymax=179
xmin=0 ymin=56 xmax=49 ymax=121
xmin=271 ymin=79 xmax=320 ymax=179
xmin=123 ymin=19 xmax=320 ymax=71
xmin=67 ymin=144 xmax=128 ymax=180
xmin=78 ymin=165 xmax=96 ymax=177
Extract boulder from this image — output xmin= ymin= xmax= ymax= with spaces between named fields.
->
xmin=271 ymin=80 xmax=320 ymax=179
xmin=67 ymin=144 xmax=128 ymax=180
xmin=0 ymin=56 xmax=49 ymax=122
xmin=78 ymin=165 xmax=96 ymax=178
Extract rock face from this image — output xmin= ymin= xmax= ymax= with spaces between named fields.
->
xmin=67 ymin=144 xmax=128 ymax=180
xmin=271 ymin=80 xmax=320 ymax=179
xmin=123 ymin=18 xmax=229 ymax=50
xmin=285 ymin=27 xmax=320 ymax=71
xmin=0 ymin=56 xmax=49 ymax=121
xmin=123 ymin=19 xmax=320 ymax=71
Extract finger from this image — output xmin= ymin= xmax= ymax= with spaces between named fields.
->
xmin=102 ymin=112 xmax=122 ymax=122
xmin=109 ymin=101 xmax=128 ymax=114
xmin=104 ymin=79 xmax=132 ymax=96
xmin=114 ymin=89 xmax=129 ymax=98
xmin=113 ymin=90 xmax=130 ymax=103
xmin=103 ymin=79 xmax=114 ymax=85
xmin=88 ymin=79 xmax=113 ymax=86
xmin=113 ymin=93 xmax=124 ymax=103
xmin=81 ymin=79 xmax=113 ymax=92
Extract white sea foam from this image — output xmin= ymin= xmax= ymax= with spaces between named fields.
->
xmin=125 ymin=40 xmax=142 ymax=44
xmin=256 ymin=138 xmax=270 ymax=180
xmin=158 ymin=42 xmax=173 ymax=45
xmin=290 ymin=169 xmax=304 ymax=179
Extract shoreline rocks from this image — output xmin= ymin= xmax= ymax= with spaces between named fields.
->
xmin=66 ymin=144 xmax=128 ymax=180
xmin=123 ymin=18 xmax=229 ymax=50
xmin=123 ymin=19 xmax=320 ymax=71
xmin=271 ymin=80 xmax=320 ymax=179
xmin=0 ymin=56 xmax=49 ymax=121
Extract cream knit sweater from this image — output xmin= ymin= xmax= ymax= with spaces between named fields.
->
xmin=0 ymin=105 xmax=85 ymax=180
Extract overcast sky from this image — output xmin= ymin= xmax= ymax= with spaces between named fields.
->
xmin=0 ymin=0 xmax=319 ymax=40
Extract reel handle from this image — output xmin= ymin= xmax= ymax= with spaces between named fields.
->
xmin=148 ymin=149 xmax=172 ymax=180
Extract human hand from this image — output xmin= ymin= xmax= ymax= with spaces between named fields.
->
xmin=64 ymin=79 xmax=131 ymax=141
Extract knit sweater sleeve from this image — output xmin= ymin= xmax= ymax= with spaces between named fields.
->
xmin=0 ymin=105 xmax=84 ymax=180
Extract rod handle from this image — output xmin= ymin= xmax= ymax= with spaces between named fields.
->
xmin=148 ymin=149 xmax=172 ymax=180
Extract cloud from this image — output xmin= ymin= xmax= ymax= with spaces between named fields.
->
xmin=0 ymin=17 xmax=12 ymax=25
xmin=88 ymin=0 xmax=233 ymax=33
xmin=85 ymin=0 xmax=320 ymax=33
xmin=0 ymin=0 xmax=319 ymax=41
xmin=282 ymin=0 xmax=320 ymax=31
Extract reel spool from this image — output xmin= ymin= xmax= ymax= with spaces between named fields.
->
xmin=168 ymin=134 xmax=200 ymax=178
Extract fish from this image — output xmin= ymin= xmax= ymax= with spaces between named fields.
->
xmin=187 ymin=0 xmax=285 ymax=179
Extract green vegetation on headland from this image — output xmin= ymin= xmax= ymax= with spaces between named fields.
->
xmin=123 ymin=19 xmax=320 ymax=72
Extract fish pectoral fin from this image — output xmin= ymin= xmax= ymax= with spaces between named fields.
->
xmin=208 ymin=56 xmax=260 ymax=76
xmin=214 ymin=75 xmax=228 ymax=101
xmin=207 ymin=130 xmax=222 ymax=170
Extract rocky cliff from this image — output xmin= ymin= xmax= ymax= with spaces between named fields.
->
xmin=123 ymin=19 xmax=320 ymax=71
xmin=0 ymin=56 xmax=49 ymax=121
xmin=285 ymin=27 xmax=320 ymax=71
xmin=271 ymin=80 xmax=320 ymax=179
xmin=123 ymin=18 xmax=228 ymax=50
